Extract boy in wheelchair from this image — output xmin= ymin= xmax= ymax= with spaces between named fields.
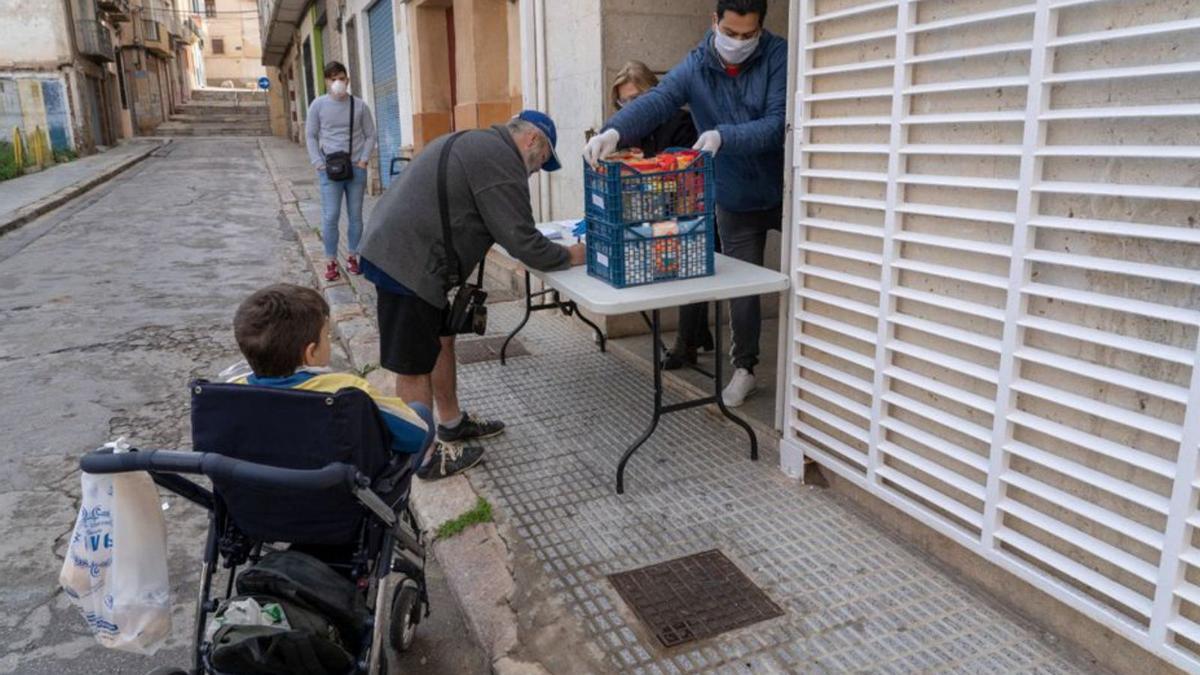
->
xmin=75 ymin=283 xmax=454 ymax=673
xmin=231 ymin=283 xmax=483 ymax=480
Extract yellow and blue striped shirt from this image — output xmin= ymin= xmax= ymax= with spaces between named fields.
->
xmin=233 ymin=368 xmax=429 ymax=454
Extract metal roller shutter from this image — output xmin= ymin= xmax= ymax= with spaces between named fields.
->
xmin=368 ymin=0 xmax=401 ymax=189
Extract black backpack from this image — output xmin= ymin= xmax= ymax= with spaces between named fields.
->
xmin=208 ymin=550 xmax=369 ymax=674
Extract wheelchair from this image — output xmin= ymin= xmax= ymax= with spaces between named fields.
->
xmin=80 ymin=380 xmax=435 ymax=674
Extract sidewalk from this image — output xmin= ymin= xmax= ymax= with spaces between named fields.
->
xmin=260 ymin=137 xmax=1103 ymax=673
xmin=0 ymin=139 xmax=164 ymax=236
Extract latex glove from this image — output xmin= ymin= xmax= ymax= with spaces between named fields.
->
xmin=583 ymin=129 xmax=620 ymax=168
xmin=692 ymin=130 xmax=722 ymax=155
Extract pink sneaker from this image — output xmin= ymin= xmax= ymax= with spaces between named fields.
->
xmin=324 ymin=261 xmax=341 ymax=282
xmin=346 ymin=254 xmax=361 ymax=275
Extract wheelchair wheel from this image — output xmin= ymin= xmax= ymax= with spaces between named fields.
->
xmin=389 ymin=578 xmax=422 ymax=652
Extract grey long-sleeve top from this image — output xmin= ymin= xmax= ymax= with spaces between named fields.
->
xmin=359 ymin=126 xmax=571 ymax=308
xmin=305 ymin=94 xmax=377 ymax=166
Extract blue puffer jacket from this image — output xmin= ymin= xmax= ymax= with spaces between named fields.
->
xmin=604 ymin=29 xmax=788 ymax=214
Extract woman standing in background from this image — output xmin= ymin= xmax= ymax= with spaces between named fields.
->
xmin=610 ymin=61 xmax=716 ymax=370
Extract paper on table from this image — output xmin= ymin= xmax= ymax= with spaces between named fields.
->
xmin=536 ymin=225 xmax=564 ymax=240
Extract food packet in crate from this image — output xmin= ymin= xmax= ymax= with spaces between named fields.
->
xmin=652 ymin=221 xmax=681 ymax=276
xmin=60 ymin=438 xmax=171 ymax=654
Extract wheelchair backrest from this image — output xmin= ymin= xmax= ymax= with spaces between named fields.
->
xmin=190 ymin=380 xmax=393 ymax=545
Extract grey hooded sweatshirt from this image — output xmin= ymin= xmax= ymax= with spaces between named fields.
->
xmin=360 ymin=125 xmax=570 ymax=308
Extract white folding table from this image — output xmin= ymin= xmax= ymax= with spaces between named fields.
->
xmin=497 ymin=224 xmax=789 ymax=493
xmin=496 ymin=221 xmax=607 ymax=365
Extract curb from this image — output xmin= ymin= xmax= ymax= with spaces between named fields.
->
xmin=259 ymin=139 xmax=547 ymax=674
xmin=0 ymin=139 xmax=166 ymax=237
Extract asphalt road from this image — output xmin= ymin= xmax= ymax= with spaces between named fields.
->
xmin=0 ymin=138 xmax=486 ymax=674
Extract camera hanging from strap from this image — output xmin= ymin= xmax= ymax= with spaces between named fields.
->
xmin=438 ymin=132 xmax=488 ymax=336
xmin=323 ymin=97 xmax=355 ymax=181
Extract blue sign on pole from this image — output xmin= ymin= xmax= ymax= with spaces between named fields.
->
xmin=257 ymin=76 xmax=270 ymax=90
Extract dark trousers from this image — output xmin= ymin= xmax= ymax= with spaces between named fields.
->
xmin=715 ymin=204 xmax=782 ymax=370
xmin=671 ymin=224 xmax=722 ymax=355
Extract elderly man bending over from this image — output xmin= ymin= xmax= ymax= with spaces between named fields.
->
xmin=359 ymin=111 xmax=586 ymax=480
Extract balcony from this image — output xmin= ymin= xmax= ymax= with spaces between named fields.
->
xmin=96 ymin=0 xmax=131 ymax=21
xmin=259 ymin=0 xmax=308 ymax=67
xmin=141 ymin=18 xmax=171 ymax=56
xmin=167 ymin=13 xmax=186 ymax=40
xmin=76 ymin=19 xmax=115 ymax=62
xmin=186 ymin=17 xmax=205 ymax=42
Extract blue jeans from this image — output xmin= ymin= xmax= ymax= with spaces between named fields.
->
xmin=318 ymin=165 xmax=366 ymax=259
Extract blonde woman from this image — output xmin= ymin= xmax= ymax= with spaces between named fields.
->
xmin=610 ymin=61 xmax=697 ymax=157
xmin=609 ymin=61 xmax=716 ymax=370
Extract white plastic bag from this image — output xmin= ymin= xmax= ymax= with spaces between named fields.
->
xmin=204 ymin=597 xmax=291 ymax=642
xmin=60 ymin=438 xmax=172 ymax=654
xmin=217 ymin=359 xmax=254 ymax=383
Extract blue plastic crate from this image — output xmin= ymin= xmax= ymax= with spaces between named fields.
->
xmin=583 ymin=149 xmax=714 ymax=226
xmin=585 ymin=215 xmax=715 ymax=288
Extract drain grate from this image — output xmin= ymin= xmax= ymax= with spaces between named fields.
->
xmin=608 ymin=549 xmax=783 ymax=648
xmin=456 ymin=335 xmax=527 ymax=364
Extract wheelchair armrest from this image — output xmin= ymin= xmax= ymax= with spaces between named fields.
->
xmin=81 ymin=448 xmax=362 ymax=492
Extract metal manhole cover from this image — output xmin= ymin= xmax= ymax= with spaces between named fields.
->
xmin=456 ymin=335 xmax=528 ymax=364
xmin=608 ymin=549 xmax=783 ymax=648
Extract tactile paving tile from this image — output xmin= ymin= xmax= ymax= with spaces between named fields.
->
xmin=444 ymin=301 xmax=1099 ymax=673
xmin=455 ymin=335 xmax=528 ymax=364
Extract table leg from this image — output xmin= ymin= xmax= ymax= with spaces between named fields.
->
xmin=569 ymin=303 xmax=607 ymax=352
xmin=711 ymin=300 xmax=758 ymax=461
xmin=502 ymin=271 xmax=606 ymax=365
xmin=641 ymin=308 xmax=714 ymax=379
xmin=500 ymin=270 xmax=534 ymax=366
xmin=616 ymin=309 xmax=664 ymax=494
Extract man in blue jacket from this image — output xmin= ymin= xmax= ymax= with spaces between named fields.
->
xmin=583 ymin=0 xmax=786 ymax=408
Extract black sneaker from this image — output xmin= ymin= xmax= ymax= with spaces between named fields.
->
xmin=661 ymin=347 xmax=698 ymax=371
xmin=437 ymin=412 xmax=506 ymax=443
xmin=416 ymin=442 xmax=485 ymax=481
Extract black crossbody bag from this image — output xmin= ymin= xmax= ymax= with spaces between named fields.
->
xmin=323 ymin=97 xmax=355 ymax=182
xmin=438 ymin=132 xmax=488 ymax=336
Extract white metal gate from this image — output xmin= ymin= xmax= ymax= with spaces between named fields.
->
xmin=783 ymin=0 xmax=1200 ymax=669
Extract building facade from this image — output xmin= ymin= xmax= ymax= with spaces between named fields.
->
xmin=115 ymin=0 xmax=207 ymax=135
xmin=201 ymin=0 xmax=266 ymax=87
xmin=0 ymin=0 xmax=128 ymax=156
xmin=0 ymin=0 xmax=208 ymax=156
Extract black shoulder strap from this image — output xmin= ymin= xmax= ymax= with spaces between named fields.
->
xmin=438 ymin=131 xmax=468 ymax=287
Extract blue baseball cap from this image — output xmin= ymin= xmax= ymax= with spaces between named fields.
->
xmin=516 ymin=109 xmax=562 ymax=172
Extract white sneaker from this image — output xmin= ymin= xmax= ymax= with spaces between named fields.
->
xmin=722 ymin=368 xmax=757 ymax=408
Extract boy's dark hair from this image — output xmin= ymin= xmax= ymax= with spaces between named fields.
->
xmin=717 ymin=0 xmax=767 ymax=22
xmin=324 ymin=61 xmax=348 ymax=80
xmin=234 ymin=284 xmax=330 ymax=377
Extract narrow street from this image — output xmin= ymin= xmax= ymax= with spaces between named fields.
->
xmin=0 ymin=138 xmax=485 ymax=673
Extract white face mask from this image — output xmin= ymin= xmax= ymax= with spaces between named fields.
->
xmin=329 ymin=80 xmax=348 ymax=97
xmin=713 ymin=27 xmax=760 ymax=65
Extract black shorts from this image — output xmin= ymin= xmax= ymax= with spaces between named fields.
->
xmin=376 ymin=289 xmax=451 ymax=375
